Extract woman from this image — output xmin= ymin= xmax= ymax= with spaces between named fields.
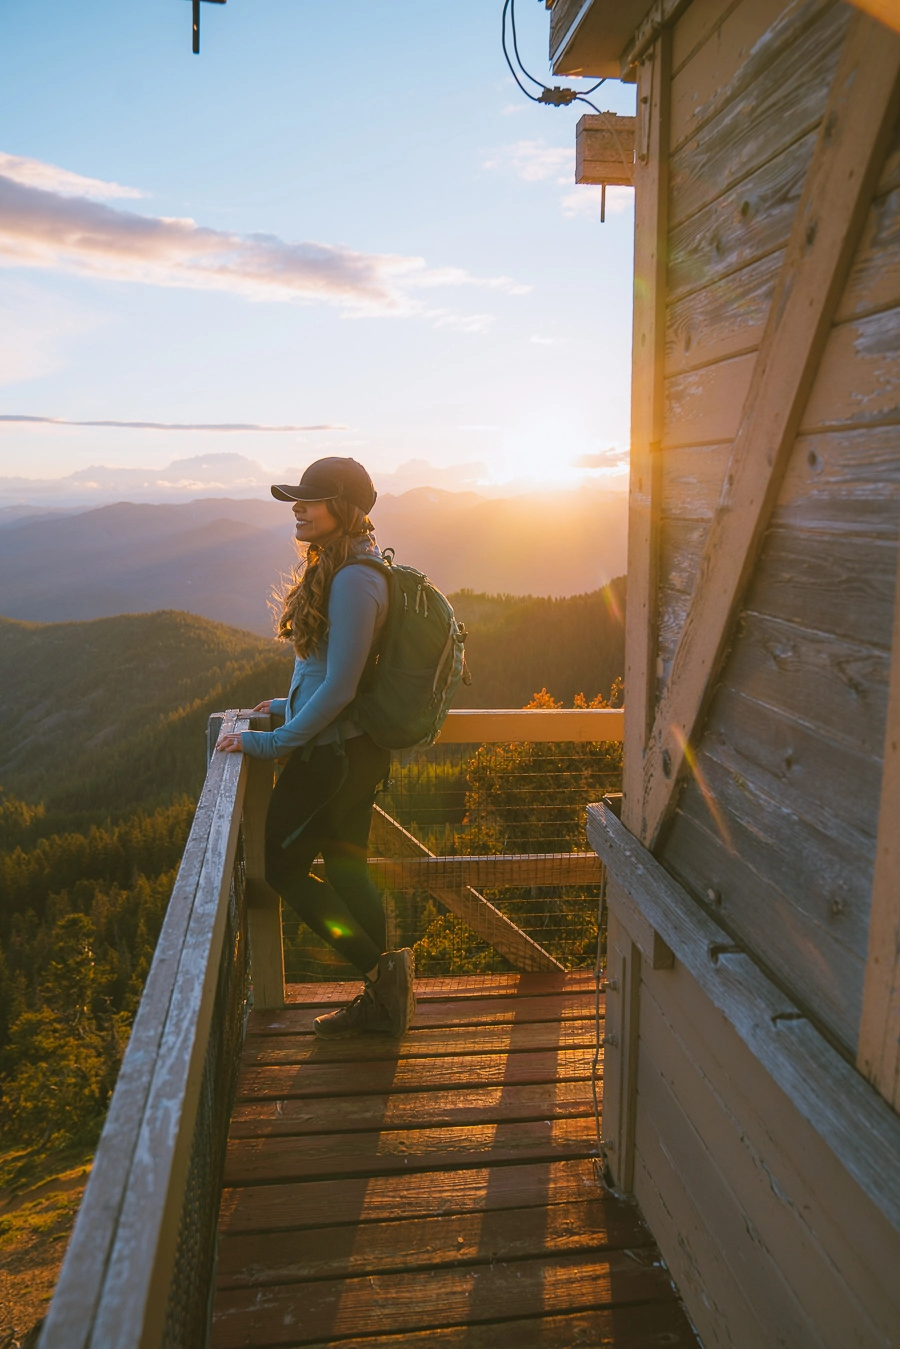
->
xmin=216 ymin=456 xmax=415 ymax=1039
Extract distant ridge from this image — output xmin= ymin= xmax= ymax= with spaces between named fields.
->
xmin=0 ymin=489 xmax=626 ymax=632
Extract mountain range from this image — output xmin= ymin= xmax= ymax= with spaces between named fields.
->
xmin=0 ymin=487 xmax=627 ymax=632
xmin=0 ymin=451 xmax=570 ymax=508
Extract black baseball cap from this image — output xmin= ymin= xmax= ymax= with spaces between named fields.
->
xmin=271 ymin=457 xmax=377 ymax=513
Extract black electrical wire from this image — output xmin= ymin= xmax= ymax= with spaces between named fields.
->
xmin=502 ymin=0 xmax=606 ymax=107
xmin=508 ymin=0 xmax=546 ymax=90
xmin=502 ymin=0 xmax=544 ymax=102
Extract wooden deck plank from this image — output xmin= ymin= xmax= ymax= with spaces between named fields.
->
xmin=216 ymin=1198 xmax=651 ymax=1288
xmin=224 ymin=1118 xmax=597 ymax=1185
xmin=218 ymin=1158 xmax=602 ymax=1234
xmin=212 ymin=1249 xmax=678 ymax=1348
xmin=283 ymin=972 xmax=596 ymax=1006
xmin=236 ymin=1048 xmax=597 ymax=1100
xmin=214 ymin=975 xmax=696 ymax=1349
xmin=288 ymin=1304 xmax=701 ymax=1349
xmin=249 ymin=992 xmax=597 ymax=1036
xmin=228 ymin=1081 xmax=597 ymax=1138
xmin=241 ymin=1020 xmax=599 ymax=1067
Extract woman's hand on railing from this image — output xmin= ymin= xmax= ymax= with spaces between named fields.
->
xmin=216 ymin=731 xmax=244 ymax=754
xmin=250 ymin=700 xmax=273 ymax=714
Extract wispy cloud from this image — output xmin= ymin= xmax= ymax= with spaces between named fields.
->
xmin=573 ymin=447 xmax=629 ymax=476
xmin=484 ymin=140 xmax=572 ymax=183
xmin=0 ymin=154 xmax=527 ymax=319
xmin=0 ymin=415 xmax=345 ymax=432
xmin=0 ymin=152 xmax=146 ymax=200
xmin=484 ymin=142 xmax=633 ymax=220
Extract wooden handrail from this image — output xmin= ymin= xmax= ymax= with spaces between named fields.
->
xmin=312 ymin=852 xmax=604 ymax=889
xmin=40 ymin=711 xmax=254 ymax=1349
xmin=437 ymin=707 xmax=623 ymax=743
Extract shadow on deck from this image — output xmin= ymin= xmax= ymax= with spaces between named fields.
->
xmin=212 ymin=972 xmax=699 ymax=1348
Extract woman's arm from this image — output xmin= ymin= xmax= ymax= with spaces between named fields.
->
xmin=236 ymin=566 xmax=387 ymax=759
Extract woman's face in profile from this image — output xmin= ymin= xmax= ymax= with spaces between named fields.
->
xmin=292 ymin=498 xmax=341 ymax=545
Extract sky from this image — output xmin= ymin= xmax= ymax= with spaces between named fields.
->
xmin=0 ymin=0 xmax=636 ymax=497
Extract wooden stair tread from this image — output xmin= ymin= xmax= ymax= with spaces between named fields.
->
xmin=229 ymin=1081 xmax=597 ymax=1138
xmin=241 ymin=1020 xmax=601 ymax=1066
xmin=282 ymin=972 xmax=596 ymax=1006
xmin=215 ymin=1198 xmax=651 ymax=1288
xmin=224 ymin=1117 xmax=597 ymax=1185
xmin=212 ymin=1249 xmax=679 ymax=1347
xmin=295 ymin=1304 xmax=701 ymax=1349
xmin=249 ymin=992 xmax=598 ymax=1036
xmin=236 ymin=1048 xmax=597 ymax=1100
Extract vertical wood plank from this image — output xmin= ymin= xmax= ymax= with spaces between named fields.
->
xmin=641 ymin=13 xmax=900 ymax=850
xmin=620 ymin=923 xmax=642 ymax=1191
xmin=623 ymin=32 xmax=671 ymax=839
xmin=858 ymin=541 xmax=900 ymax=1107
xmin=614 ymin=30 xmax=671 ymax=1198
xmin=600 ymin=899 xmax=643 ymax=1190
xmin=242 ymin=728 xmax=284 ymax=1010
xmin=600 ymin=906 xmax=629 ymax=1188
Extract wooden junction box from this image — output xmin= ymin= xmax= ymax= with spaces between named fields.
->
xmin=549 ymin=0 xmax=900 ymax=1344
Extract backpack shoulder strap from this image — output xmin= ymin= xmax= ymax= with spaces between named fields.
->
xmin=340 ymin=555 xmax=392 ymax=577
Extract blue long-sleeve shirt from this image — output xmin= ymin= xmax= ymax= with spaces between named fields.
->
xmin=241 ymin=539 xmax=389 ymax=760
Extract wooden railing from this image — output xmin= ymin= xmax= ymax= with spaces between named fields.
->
xmin=39 ymin=706 xmax=620 ymax=1349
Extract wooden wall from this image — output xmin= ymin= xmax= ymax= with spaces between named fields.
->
xmin=656 ymin=0 xmax=900 ymax=1052
xmin=613 ymin=908 xmax=900 ymax=1349
xmin=596 ymin=0 xmax=900 ymax=1343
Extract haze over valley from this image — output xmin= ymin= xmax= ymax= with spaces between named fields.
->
xmin=0 ymin=456 xmax=627 ymax=633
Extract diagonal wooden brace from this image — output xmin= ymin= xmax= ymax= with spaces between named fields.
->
xmin=369 ymin=806 xmax=565 ymax=974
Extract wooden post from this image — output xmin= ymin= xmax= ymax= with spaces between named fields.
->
xmin=604 ymin=29 xmax=671 ymax=1194
xmin=602 ymin=895 xmax=643 ymax=1191
xmin=622 ymin=32 xmax=669 ymax=839
xmin=858 ymin=540 xmax=900 ymax=1108
xmin=242 ymin=717 xmax=284 ymax=1010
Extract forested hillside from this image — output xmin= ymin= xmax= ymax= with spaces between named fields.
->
xmin=0 ymin=581 xmax=625 ymax=822
xmin=0 ymin=611 xmax=292 ymax=832
xmin=452 ymin=580 xmax=625 ymax=708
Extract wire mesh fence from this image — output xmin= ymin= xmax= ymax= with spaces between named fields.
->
xmin=163 ymin=836 xmax=249 ymax=1349
xmin=282 ymin=737 xmax=621 ymax=981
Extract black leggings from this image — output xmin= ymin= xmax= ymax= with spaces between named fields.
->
xmin=264 ymin=733 xmax=391 ymax=975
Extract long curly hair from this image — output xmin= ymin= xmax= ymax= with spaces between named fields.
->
xmin=274 ymin=497 xmax=374 ymax=658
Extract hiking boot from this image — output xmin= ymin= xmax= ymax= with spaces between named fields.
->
xmin=313 ymin=983 xmax=392 ymax=1039
xmin=371 ymin=948 xmax=416 ymax=1037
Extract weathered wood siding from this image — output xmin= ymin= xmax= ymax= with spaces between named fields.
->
xmin=595 ymin=0 xmax=900 ymax=1342
xmin=656 ymin=0 xmax=900 ymax=1051
xmin=632 ymin=950 xmax=900 ymax=1349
